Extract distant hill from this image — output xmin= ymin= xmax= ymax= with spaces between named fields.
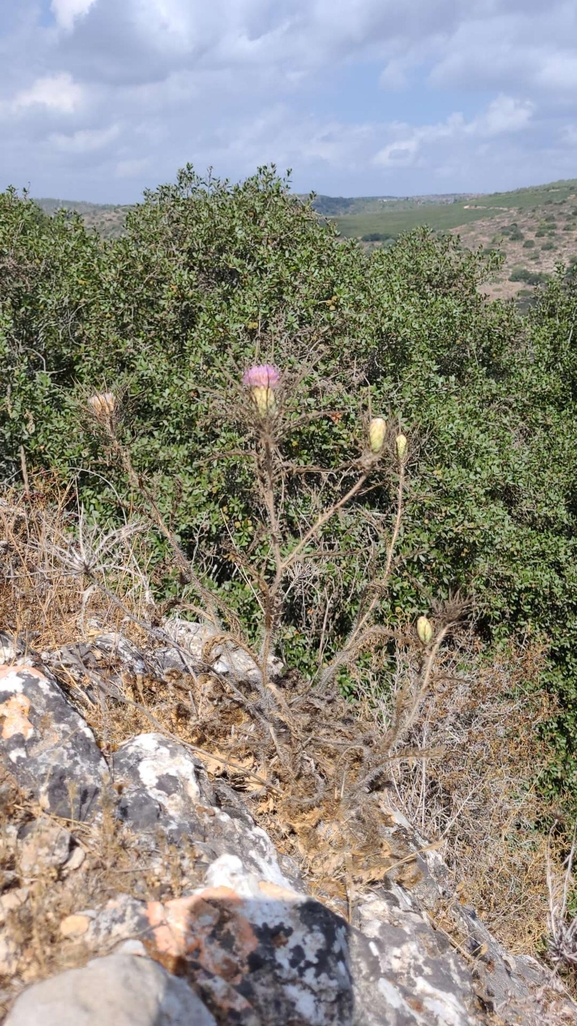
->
xmin=323 ymin=179 xmax=577 ymax=238
xmin=315 ymin=178 xmax=577 ymax=304
xmin=34 ymin=198 xmax=130 ymax=239
xmin=309 ymin=192 xmax=472 ymax=217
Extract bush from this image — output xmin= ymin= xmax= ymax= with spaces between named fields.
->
xmin=361 ymin=231 xmax=393 ymax=242
xmin=542 ymin=242 xmax=556 ymax=251
xmin=4 ymin=167 xmax=577 ymax=806
xmin=508 ymin=227 xmax=524 ymax=241
xmin=509 ymin=266 xmax=549 ymax=285
xmin=523 ymin=239 xmax=536 ymax=248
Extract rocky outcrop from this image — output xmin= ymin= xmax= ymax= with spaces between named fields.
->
xmin=1 ymin=637 xmax=575 ymax=1025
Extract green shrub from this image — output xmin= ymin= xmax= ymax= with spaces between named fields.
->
xmin=509 ymin=266 xmax=549 ymax=285
xmin=523 ymin=240 xmax=536 ymax=248
xmin=361 ymin=231 xmax=392 ymax=242
xmin=542 ymin=242 xmax=556 ymax=251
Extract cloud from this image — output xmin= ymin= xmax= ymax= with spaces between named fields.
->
xmin=115 ymin=157 xmax=150 ymax=178
xmin=50 ymin=124 xmax=120 ymax=151
xmin=0 ymin=0 xmax=576 ymax=199
xmin=466 ymin=95 xmax=534 ymax=137
xmin=10 ymin=73 xmax=84 ymax=114
xmin=51 ymin=0 xmax=97 ymax=32
xmin=373 ymin=97 xmax=534 ymax=169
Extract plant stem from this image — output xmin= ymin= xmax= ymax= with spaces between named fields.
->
xmin=319 ymin=462 xmax=405 ymax=688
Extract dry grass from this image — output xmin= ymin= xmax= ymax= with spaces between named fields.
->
xmin=0 ymin=484 xmax=155 ymax=653
xmin=358 ymin=637 xmax=559 ymax=952
xmin=1 ymin=486 xmax=575 ymax=1008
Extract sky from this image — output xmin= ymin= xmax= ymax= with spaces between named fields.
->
xmin=1 ymin=0 xmax=577 ymax=202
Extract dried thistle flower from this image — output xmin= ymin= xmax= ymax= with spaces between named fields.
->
xmin=396 ymin=433 xmax=408 ymax=462
xmin=87 ymin=392 xmax=116 ymax=428
xmin=417 ymin=615 xmax=434 ymax=646
xmin=242 ymin=364 xmax=280 ymax=416
xmin=369 ymin=417 xmax=386 ymax=453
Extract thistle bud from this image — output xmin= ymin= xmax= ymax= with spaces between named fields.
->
xmin=396 ymin=433 xmax=408 ymax=462
xmin=252 ymin=385 xmax=276 ymax=416
xmin=369 ymin=417 xmax=387 ymax=453
xmin=88 ymin=392 xmax=116 ymax=427
xmin=242 ymin=364 xmax=280 ymax=418
xmin=417 ymin=615 xmax=434 ymax=646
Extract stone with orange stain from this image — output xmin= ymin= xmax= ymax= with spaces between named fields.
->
xmin=60 ymin=914 xmax=91 ymax=939
xmin=139 ymin=877 xmax=357 ymax=1025
xmin=256 ymin=879 xmax=302 ymax=901
xmin=0 ymin=693 xmax=33 ymax=740
xmin=0 ymin=663 xmax=49 ymax=684
xmin=0 ymin=664 xmax=108 ymax=820
xmin=147 ymin=886 xmax=258 ymax=985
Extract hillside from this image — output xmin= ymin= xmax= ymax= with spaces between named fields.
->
xmin=325 ymin=179 xmax=577 ymax=236
xmin=326 ymin=179 xmax=577 ymax=303
xmin=35 ymin=197 xmax=129 ymax=239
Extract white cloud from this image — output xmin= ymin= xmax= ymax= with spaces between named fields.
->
xmin=115 ymin=157 xmax=150 ymax=178
xmin=374 ymin=97 xmax=533 ymax=169
xmin=466 ymin=95 xmax=534 ymax=137
xmin=11 ymin=73 xmax=84 ymax=114
xmin=51 ymin=0 xmax=98 ymax=32
xmin=50 ymin=124 xmax=120 ymax=152
xmin=536 ymin=53 xmax=577 ymax=91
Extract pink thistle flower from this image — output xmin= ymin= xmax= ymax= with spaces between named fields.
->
xmin=242 ymin=365 xmax=280 ymax=389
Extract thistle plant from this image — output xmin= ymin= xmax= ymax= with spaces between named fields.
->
xmin=417 ymin=616 xmax=434 ymax=646
xmin=85 ymin=367 xmax=455 ymax=714
xmin=232 ymin=366 xmax=402 ymax=686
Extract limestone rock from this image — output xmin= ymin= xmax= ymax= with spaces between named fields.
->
xmin=0 ymin=632 xmax=26 ymax=667
xmin=0 ymin=887 xmax=28 ymax=923
xmin=162 ymin=618 xmax=283 ymax=682
xmin=41 ymin=633 xmax=148 ymax=703
xmin=349 ymin=898 xmax=479 ymax=1025
xmin=59 ymin=913 xmax=92 ymax=938
xmin=84 ymin=894 xmax=149 ymax=951
xmin=0 ymin=664 xmax=108 ymax=820
xmin=112 ymin=733 xmax=299 ymax=889
xmin=0 ymin=934 xmax=19 ymax=977
xmin=3 ymin=954 xmax=216 ymax=1026
xmin=146 ymin=879 xmax=354 ymax=1025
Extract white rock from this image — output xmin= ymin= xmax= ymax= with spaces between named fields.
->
xmin=0 ymin=934 xmax=19 ymax=975
xmin=163 ymin=618 xmax=283 ymax=682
